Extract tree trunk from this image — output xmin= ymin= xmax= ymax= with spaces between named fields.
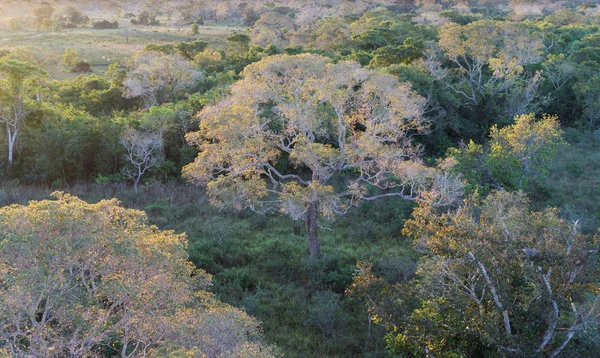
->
xmin=134 ymin=173 xmax=140 ymax=194
xmin=7 ymin=141 xmax=13 ymax=167
xmin=306 ymin=201 xmax=320 ymax=259
xmin=7 ymin=126 xmax=15 ymax=167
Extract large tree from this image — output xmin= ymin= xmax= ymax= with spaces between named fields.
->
xmin=0 ymin=192 xmax=277 ymax=357
xmin=183 ymin=54 xmax=460 ymax=258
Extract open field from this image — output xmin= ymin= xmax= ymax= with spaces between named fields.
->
xmin=0 ymin=18 xmax=245 ymax=79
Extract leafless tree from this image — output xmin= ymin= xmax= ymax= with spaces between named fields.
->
xmin=120 ymin=128 xmax=161 ymax=193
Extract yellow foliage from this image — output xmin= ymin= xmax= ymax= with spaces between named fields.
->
xmin=0 ymin=192 xmax=278 ymax=357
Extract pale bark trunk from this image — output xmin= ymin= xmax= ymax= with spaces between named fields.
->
xmin=134 ymin=165 xmax=141 ymax=193
xmin=306 ymin=201 xmax=320 ymax=259
xmin=548 ymin=330 xmax=576 ymax=358
xmin=7 ymin=125 xmax=15 ymax=166
xmin=468 ymin=251 xmax=512 ymax=336
xmin=538 ymin=268 xmax=558 ymax=353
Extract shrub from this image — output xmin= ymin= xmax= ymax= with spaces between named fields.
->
xmin=92 ymin=20 xmax=118 ymax=29
xmin=69 ymin=60 xmax=92 ymax=73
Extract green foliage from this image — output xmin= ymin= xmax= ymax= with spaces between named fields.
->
xmin=447 ymin=140 xmax=489 ymax=194
xmin=449 ymin=114 xmax=566 ymax=192
xmin=95 ymin=173 xmax=126 ymax=185
xmin=351 ymin=191 xmax=600 ymax=357
xmin=145 ymin=197 xmax=170 ymax=212
xmin=1 ymin=4 xmax=600 ymax=358
xmin=369 ymin=38 xmax=423 ymax=67
xmin=92 ymin=20 xmax=119 ymax=29
xmin=62 ymin=47 xmax=79 ymax=68
xmin=440 ymin=9 xmax=483 ymax=25
xmin=69 ymin=60 xmax=92 ymax=73
xmin=227 ymin=33 xmax=251 ymax=60
xmin=488 ymin=113 xmax=565 ymax=189
xmin=144 ymin=40 xmax=209 ymax=61
xmin=17 ymin=103 xmax=122 ymax=184
xmin=53 ymin=5 xmax=89 ymax=28
xmin=52 ymin=74 xmax=130 ymax=115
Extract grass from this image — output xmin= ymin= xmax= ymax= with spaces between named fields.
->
xmin=0 ymin=17 xmax=245 ymax=79
xmin=531 ymin=128 xmax=600 ymax=232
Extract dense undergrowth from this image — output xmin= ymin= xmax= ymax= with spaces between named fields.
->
xmin=1 ymin=132 xmax=598 ymax=357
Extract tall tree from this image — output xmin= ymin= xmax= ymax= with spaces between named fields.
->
xmin=0 ymin=59 xmax=45 ymax=167
xmin=183 ymin=54 xmax=461 ymax=258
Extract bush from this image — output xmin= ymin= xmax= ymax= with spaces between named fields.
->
xmin=69 ymin=61 xmax=92 ymax=73
xmin=7 ymin=17 xmax=26 ymax=31
xmin=53 ymin=5 xmax=89 ymax=28
xmin=92 ymin=20 xmax=118 ymax=29
xmin=134 ymin=9 xmax=160 ymax=26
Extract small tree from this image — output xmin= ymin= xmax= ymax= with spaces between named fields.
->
xmin=53 ymin=5 xmax=90 ymax=28
xmin=226 ymin=33 xmax=250 ymax=61
xmin=573 ymin=61 xmax=600 ymax=132
xmin=139 ymin=106 xmax=177 ymax=160
xmin=30 ymin=1 xmax=55 ymax=28
xmin=488 ymin=113 xmax=565 ymax=189
xmin=449 ymin=113 xmax=565 ymax=191
xmin=62 ymin=47 xmax=79 ymax=68
xmin=120 ymin=128 xmax=161 ymax=193
xmin=191 ymin=22 xmax=199 ymax=34
xmin=184 ymin=54 xmax=460 ymax=258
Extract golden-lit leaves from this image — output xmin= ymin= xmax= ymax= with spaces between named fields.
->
xmin=433 ymin=20 xmax=543 ymax=108
xmin=280 ymin=181 xmax=339 ymax=220
xmin=401 ymin=190 xmax=600 ymax=354
xmin=489 ymin=113 xmax=565 ymax=188
xmin=183 ymin=54 xmax=434 ymax=222
xmin=0 ymin=192 xmax=277 ymax=357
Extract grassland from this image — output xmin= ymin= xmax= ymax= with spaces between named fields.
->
xmin=0 ymin=17 xmax=245 ymax=79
